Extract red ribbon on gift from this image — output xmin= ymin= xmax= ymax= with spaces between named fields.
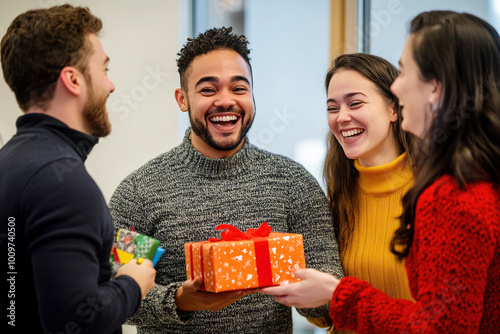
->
xmin=208 ymin=222 xmax=272 ymax=242
xmin=209 ymin=222 xmax=273 ymax=288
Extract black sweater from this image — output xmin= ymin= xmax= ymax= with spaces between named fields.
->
xmin=0 ymin=114 xmax=140 ymax=333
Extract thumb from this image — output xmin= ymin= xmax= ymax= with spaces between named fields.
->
xmin=192 ymin=276 xmax=203 ymax=289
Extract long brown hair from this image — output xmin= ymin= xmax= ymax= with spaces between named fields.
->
xmin=323 ymin=53 xmax=416 ymax=253
xmin=391 ymin=11 xmax=500 ymax=258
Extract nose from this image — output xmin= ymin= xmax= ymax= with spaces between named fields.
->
xmin=390 ymin=77 xmax=399 ymax=97
xmin=108 ymin=77 xmax=115 ymax=94
xmin=337 ymin=106 xmax=351 ymax=123
xmin=213 ymin=89 xmax=236 ymax=109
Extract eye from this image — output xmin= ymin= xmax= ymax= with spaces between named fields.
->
xmin=350 ymin=101 xmax=363 ymax=108
xmin=327 ymin=105 xmax=339 ymax=113
xmin=234 ymin=87 xmax=247 ymax=92
xmin=200 ymin=87 xmax=216 ymax=95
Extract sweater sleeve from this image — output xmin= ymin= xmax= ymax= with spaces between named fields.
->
xmin=330 ymin=178 xmax=497 ymax=333
xmin=24 ymin=160 xmax=141 ymax=333
xmin=109 ymin=175 xmax=194 ymax=326
xmin=287 ymin=166 xmax=344 ymax=319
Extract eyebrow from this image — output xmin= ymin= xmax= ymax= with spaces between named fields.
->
xmin=195 ymin=75 xmax=251 ymax=88
xmin=327 ymin=91 xmax=366 ymax=104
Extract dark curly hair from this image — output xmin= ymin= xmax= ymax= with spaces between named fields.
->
xmin=176 ymin=26 xmax=251 ymax=90
xmin=1 ymin=5 xmax=102 ymax=111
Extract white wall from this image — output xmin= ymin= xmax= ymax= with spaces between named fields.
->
xmin=245 ymin=0 xmax=331 ymax=185
xmin=0 ymin=0 xmax=185 ymax=202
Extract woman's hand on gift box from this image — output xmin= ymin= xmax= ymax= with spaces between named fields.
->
xmin=258 ymin=268 xmax=339 ymax=308
xmin=175 ymin=277 xmax=256 ymax=311
xmin=116 ymin=258 xmax=156 ymax=300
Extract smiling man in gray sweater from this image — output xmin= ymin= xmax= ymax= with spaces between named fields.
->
xmin=109 ymin=27 xmax=343 ymax=334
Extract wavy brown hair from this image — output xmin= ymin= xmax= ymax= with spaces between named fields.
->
xmin=1 ymin=5 xmax=102 ymax=112
xmin=323 ymin=53 xmax=416 ymax=253
xmin=391 ymin=11 xmax=500 ymax=258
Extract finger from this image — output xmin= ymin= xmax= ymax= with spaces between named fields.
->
xmin=259 ymin=285 xmax=289 ymax=296
xmin=140 ymin=258 xmax=154 ymax=267
xmin=274 ymin=295 xmax=294 ymax=308
xmin=292 ymin=268 xmax=310 ymax=280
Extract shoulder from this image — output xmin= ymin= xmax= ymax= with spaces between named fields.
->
xmin=419 ymin=175 xmax=499 ymax=223
xmin=248 ymin=145 xmax=313 ymax=178
xmin=120 ymin=145 xmax=184 ymax=184
xmin=422 ymin=175 xmax=498 ymax=204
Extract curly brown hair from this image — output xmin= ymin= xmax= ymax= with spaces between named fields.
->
xmin=1 ymin=4 xmax=102 ymax=111
xmin=176 ymin=26 xmax=251 ymax=91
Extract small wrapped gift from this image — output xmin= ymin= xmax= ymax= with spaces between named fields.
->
xmin=110 ymin=229 xmax=165 ymax=276
xmin=184 ymin=223 xmax=305 ymax=292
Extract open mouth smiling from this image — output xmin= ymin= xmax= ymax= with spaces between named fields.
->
xmin=341 ymin=129 xmax=364 ymax=138
xmin=209 ymin=115 xmax=239 ymax=127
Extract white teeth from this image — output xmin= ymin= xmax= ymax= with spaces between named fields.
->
xmin=210 ymin=115 xmax=238 ymax=122
xmin=341 ymin=129 xmax=364 ymax=138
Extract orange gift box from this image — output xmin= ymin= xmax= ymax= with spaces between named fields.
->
xmin=184 ymin=223 xmax=305 ymax=293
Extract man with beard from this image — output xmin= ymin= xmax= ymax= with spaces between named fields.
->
xmin=110 ymin=27 xmax=343 ymax=334
xmin=0 ymin=5 xmax=156 ymax=334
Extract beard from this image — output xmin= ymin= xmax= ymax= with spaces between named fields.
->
xmin=82 ymin=77 xmax=111 ymax=138
xmin=188 ymin=105 xmax=254 ymax=152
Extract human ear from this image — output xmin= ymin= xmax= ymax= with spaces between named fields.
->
xmin=175 ymin=88 xmax=188 ymax=112
xmin=59 ymin=66 xmax=82 ymax=96
xmin=389 ymin=104 xmax=398 ymax=122
xmin=428 ymin=79 xmax=442 ymax=106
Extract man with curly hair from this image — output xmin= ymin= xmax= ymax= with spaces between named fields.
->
xmin=0 ymin=5 xmax=156 ymax=334
xmin=110 ymin=27 xmax=343 ymax=333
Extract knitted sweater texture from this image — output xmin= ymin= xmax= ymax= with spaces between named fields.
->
xmin=330 ymin=175 xmax=500 ymax=333
xmin=308 ymin=153 xmax=414 ymax=334
xmin=110 ymin=129 xmax=344 ymax=334
xmin=345 ymin=153 xmax=413 ymax=301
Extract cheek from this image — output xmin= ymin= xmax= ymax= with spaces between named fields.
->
xmin=327 ymin=114 xmax=338 ymax=133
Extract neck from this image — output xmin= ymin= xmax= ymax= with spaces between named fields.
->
xmin=25 ymin=96 xmax=88 ymax=136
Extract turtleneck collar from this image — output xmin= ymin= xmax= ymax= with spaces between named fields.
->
xmin=355 ymin=153 xmax=414 ymax=195
xmin=175 ymin=128 xmax=253 ymax=178
xmin=16 ymin=113 xmax=98 ymax=162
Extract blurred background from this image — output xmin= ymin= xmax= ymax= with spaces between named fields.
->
xmin=1 ymin=0 xmax=498 ymax=333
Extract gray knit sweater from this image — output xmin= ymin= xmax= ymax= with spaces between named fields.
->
xmin=109 ymin=129 xmax=343 ymax=334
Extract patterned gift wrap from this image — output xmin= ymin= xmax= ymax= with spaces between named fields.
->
xmin=110 ymin=229 xmax=164 ymax=275
xmin=184 ymin=223 xmax=306 ymax=292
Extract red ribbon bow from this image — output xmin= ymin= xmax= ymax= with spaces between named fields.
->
xmin=209 ymin=222 xmax=272 ymax=242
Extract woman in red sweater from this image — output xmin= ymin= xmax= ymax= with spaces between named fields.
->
xmin=260 ymin=10 xmax=500 ymax=333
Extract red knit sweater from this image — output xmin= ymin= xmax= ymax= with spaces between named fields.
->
xmin=330 ymin=175 xmax=500 ymax=333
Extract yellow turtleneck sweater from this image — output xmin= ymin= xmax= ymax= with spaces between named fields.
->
xmin=308 ymin=153 xmax=414 ymax=333
xmin=343 ymin=153 xmax=414 ymax=300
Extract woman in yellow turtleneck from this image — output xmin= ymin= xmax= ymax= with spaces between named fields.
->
xmin=308 ymin=53 xmax=417 ymax=333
